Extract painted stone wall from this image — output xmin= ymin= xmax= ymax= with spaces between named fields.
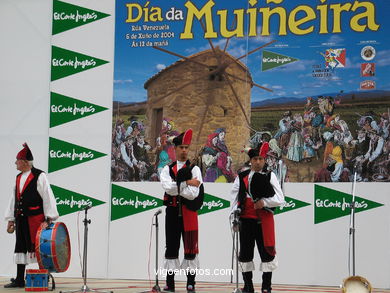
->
xmin=145 ymin=49 xmax=252 ymax=169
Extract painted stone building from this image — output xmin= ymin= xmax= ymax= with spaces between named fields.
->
xmin=144 ymin=48 xmax=253 ymax=170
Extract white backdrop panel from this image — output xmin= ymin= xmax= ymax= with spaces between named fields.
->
xmin=0 ymin=0 xmax=389 ymax=290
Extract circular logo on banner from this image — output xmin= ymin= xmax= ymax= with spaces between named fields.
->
xmin=361 ymin=46 xmax=376 ymax=61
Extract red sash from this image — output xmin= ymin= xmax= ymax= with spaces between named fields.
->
xmin=241 ymin=174 xmax=276 ymax=256
xmin=257 ymin=209 xmax=276 ymax=256
xmin=173 ymin=163 xmax=199 ymax=255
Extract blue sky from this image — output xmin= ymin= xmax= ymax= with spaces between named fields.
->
xmin=113 ymin=0 xmax=390 ymax=103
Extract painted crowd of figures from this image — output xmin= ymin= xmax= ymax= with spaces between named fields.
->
xmin=111 ymin=117 xmax=237 ymax=182
xmin=111 ymin=96 xmax=390 ymax=183
xmin=254 ymin=96 xmax=390 ymax=183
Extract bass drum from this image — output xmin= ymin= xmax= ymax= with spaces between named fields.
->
xmin=35 ymin=222 xmax=71 ymax=273
xmin=342 ymin=276 xmax=372 ymax=293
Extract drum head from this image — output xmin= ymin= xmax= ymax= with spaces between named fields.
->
xmin=52 ymin=222 xmax=71 ymax=272
xmin=343 ymin=276 xmax=372 ymax=293
xmin=36 ymin=222 xmax=71 ymax=273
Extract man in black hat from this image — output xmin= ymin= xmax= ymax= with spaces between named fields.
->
xmin=4 ymin=143 xmax=59 ymax=288
xmin=231 ymin=143 xmax=285 ymax=293
xmin=160 ymin=129 xmax=203 ymax=292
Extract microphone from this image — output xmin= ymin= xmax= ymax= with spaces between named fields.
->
xmin=233 ymin=208 xmax=241 ymax=217
xmin=154 ymin=209 xmax=162 ymax=216
xmin=232 ymin=208 xmax=241 ymax=232
xmin=84 ymin=205 xmax=91 ymax=211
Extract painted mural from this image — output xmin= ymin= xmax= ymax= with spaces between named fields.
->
xmin=112 ymin=0 xmax=390 ymax=182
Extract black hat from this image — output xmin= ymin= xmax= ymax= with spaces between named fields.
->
xmin=245 ymin=142 xmax=270 ymax=159
xmin=172 ymin=129 xmax=193 ymax=146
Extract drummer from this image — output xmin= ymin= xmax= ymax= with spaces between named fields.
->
xmin=4 ymin=143 xmax=59 ymax=288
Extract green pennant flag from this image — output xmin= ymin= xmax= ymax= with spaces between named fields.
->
xmin=314 ymin=185 xmax=384 ymax=224
xmin=262 ymin=50 xmax=298 ymax=71
xmin=52 ymin=185 xmax=105 ymax=216
xmin=274 ymin=196 xmax=310 ymax=215
xmin=51 ymin=46 xmax=109 ymax=81
xmin=48 ymin=137 xmax=106 ymax=173
xmin=50 ymin=92 xmax=108 ymax=127
xmin=52 ymin=0 xmax=110 ymax=35
xmin=111 ymin=184 xmax=163 ymax=221
xmin=198 ymin=193 xmax=230 ymax=215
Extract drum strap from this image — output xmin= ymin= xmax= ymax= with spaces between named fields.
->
xmin=48 ymin=273 xmax=55 ymax=291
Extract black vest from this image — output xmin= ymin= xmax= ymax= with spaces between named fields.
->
xmin=14 ymin=168 xmax=44 ymax=217
xmin=237 ymin=169 xmax=275 ymax=213
xmin=163 ymin=161 xmax=204 ymax=211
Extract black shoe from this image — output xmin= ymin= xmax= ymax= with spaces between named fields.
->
xmin=4 ymin=278 xmax=25 ymax=288
xmin=162 ymin=285 xmax=175 ymax=292
xmin=261 ymin=289 xmax=271 ymax=293
xmin=187 ymin=284 xmax=195 ymax=292
xmin=242 ymin=283 xmax=254 ymax=293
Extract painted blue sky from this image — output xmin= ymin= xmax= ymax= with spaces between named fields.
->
xmin=113 ymin=0 xmax=390 ymax=103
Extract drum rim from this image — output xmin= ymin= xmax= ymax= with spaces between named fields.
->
xmin=35 ymin=224 xmax=45 ymax=271
xmin=35 ymin=222 xmax=71 ymax=273
xmin=52 ymin=222 xmax=71 ymax=272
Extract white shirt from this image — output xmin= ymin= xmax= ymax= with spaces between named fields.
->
xmin=230 ymin=171 xmax=285 ymax=213
xmin=120 ymin=142 xmax=136 ymax=167
xmin=364 ymin=136 xmax=384 ymax=162
xmin=160 ymin=161 xmax=203 ymax=200
xmin=5 ymin=170 xmax=59 ymax=222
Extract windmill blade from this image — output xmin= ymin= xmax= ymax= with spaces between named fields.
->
xmin=152 ymin=46 xmax=209 ymax=69
xmin=223 ymin=15 xmax=237 ymax=52
xmin=223 ymin=72 xmax=251 ymax=128
xmin=223 ymin=37 xmax=231 ymax=53
xmin=252 ymin=81 xmax=273 ymax=92
xmin=153 ymin=43 xmax=274 ymax=93
xmin=236 ymin=40 xmax=277 ymax=61
xmin=199 ymin=19 xmax=217 ymax=55
xmin=199 ymin=19 xmax=225 ymax=70
xmin=195 ymin=90 xmax=215 ymax=144
xmin=195 ymin=103 xmax=211 ymax=145
xmin=225 ymin=72 xmax=273 ymax=92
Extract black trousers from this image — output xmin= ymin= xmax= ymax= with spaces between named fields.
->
xmin=239 ymin=218 xmax=274 ymax=290
xmin=165 ymin=206 xmax=196 ymax=288
xmin=239 ymin=218 xmax=274 ymax=263
xmin=15 ymin=216 xmax=33 ymax=254
xmin=165 ymin=206 xmax=196 ymax=260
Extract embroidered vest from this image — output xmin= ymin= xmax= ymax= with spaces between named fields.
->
xmin=14 ymin=168 xmax=44 ymax=217
xmin=237 ymin=169 xmax=275 ymax=218
xmin=163 ymin=161 xmax=204 ymax=211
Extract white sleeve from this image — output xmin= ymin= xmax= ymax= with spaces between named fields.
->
xmin=160 ymin=165 xmax=179 ymax=196
xmin=4 ymin=188 xmax=15 ymax=222
xmin=37 ymin=173 xmax=59 ymax=221
xmin=369 ymin=138 xmax=384 ymax=162
xmin=262 ymin=172 xmax=285 ymax=208
xmin=230 ymin=176 xmax=240 ymax=213
xmin=179 ymin=166 xmax=203 ymax=200
xmin=120 ymin=143 xmax=134 ymax=168
xmin=364 ymin=143 xmax=372 ymax=160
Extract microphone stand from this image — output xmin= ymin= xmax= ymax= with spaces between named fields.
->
xmin=348 ymin=172 xmax=357 ymax=276
xmin=60 ymin=207 xmax=112 ymax=293
xmin=232 ymin=211 xmax=242 ymax=293
xmin=139 ymin=210 xmax=162 ymax=293
xmin=230 ymin=235 xmax=234 ymax=284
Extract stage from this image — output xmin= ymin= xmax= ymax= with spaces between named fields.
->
xmin=1 ymin=277 xmax=389 ymax=293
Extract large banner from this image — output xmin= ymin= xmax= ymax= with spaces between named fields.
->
xmin=3 ymin=0 xmax=390 ymax=288
xmin=112 ymin=0 xmax=390 ymax=184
